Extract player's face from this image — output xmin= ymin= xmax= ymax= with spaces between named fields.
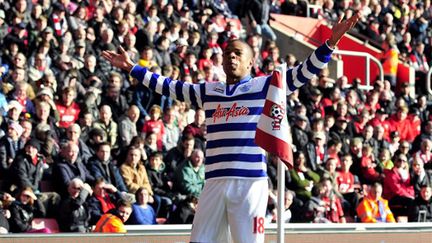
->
xmin=223 ymin=40 xmax=253 ymax=84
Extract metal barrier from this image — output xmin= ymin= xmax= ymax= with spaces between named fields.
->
xmin=3 ymin=223 xmax=432 ymax=243
xmin=333 ymin=49 xmax=384 ymax=90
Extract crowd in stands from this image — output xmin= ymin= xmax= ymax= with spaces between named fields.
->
xmin=0 ymin=0 xmax=431 ymax=234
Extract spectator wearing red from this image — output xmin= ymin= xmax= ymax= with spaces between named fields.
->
xmin=50 ymin=2 xmax=68 ymax=37
xmin=56 ymin=87 xmax=80 ymax=129
xmin=363 ymin=91 xmax=380 ymax=113
xmin=388 ymin=105 xmax=415 ymax=142
xmin=360 ymin=144 xmax=382 ymax=184
xmin=368 ymin=108 xmax=391 ymax=141
xmin=383 ymin=153 xmax=414 ymax=218
xmin=320 ymin=178 xmax=346 ymax=223
xmin=182 ymin=108 xmax=205 ymax=146
xmin=336 ymin=154 xmax=361 ymax=216
xmin=325 ymin=139 xmax=342 ymax=169
xmin=142 ymin=105 xmax=165 ymax=151
xmin=350 ymin=109 xmax=370 ymax=137
xmin=198 ymin=46 xmax=213 ymax=71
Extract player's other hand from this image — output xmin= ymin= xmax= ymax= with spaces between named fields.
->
xmin=102 ymin=46 xmax=135 ymax=73
xmin=328 ymin=12 xmax=360 ymax=48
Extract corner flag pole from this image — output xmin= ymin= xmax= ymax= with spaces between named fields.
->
xmin=277 ymin=158 xmax=286 ymax=243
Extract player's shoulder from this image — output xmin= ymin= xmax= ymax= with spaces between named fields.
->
xmin=204 ymin=77 xmax=268 ymax=97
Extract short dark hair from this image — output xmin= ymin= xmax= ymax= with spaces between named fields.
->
xmin=97 ymin=141 xmax=111 ymax=151
xmin=116 ymin=198 xmax=132 ymax=209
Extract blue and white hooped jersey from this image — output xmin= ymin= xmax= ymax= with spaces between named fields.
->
xmin=130 ymin=42 xmax=333 ymax=180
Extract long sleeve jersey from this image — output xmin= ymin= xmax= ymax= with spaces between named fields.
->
xmin=130 ymin=42 xmax=333 ymax=180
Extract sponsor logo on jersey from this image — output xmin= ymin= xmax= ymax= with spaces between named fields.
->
xmin=212 ymin=102 xmax=250 ymax=122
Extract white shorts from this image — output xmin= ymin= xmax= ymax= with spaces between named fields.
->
xmin=190 ymin=178 xmax=268 ymax=243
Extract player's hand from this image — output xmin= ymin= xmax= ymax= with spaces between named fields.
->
xmin=102 ymin=46 xmax=135 ymax=73
xmin=328 ymin=12 xmax=360 ymax=48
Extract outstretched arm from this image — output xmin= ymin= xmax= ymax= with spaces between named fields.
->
xmin=285 ymin=13 xmax=360 ymax=95
xmin=102 ymin=47 xmax=204 ymax=108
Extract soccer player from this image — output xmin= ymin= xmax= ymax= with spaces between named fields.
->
xmin=102 ymin=13 xmax=359 ymax=243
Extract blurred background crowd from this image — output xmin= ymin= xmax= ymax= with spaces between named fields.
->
xmin=0 ymin=0 xmax=431 ymax=234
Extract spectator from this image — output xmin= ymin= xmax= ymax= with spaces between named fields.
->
xmin=320 ymin=178 xmax=346 ymax=223
xmin=362 ymin=124 xmax=380 ymax=158
xmin=65 ymin=124 xmax=92 ymax=165
xmin=245 ymin=0 xmax=277 ymax=41
xmin=93 ymin=105 xmax=118 ymax=150
xmin=56 ymin=86 xmax=81 ymax=130
xmin=9 ymin=82 xmax=36 ymax=116
xmin=319 ymin=158 xmax=342 ymax=199
xmin=381 ymin=33 xmax=399 ymax=87
xmin=119 ymin=145 xmax=152 ymax=195
xmin=0 ymin=121 xmax=25 ymax=174
xmin=291 ymin=115 xmax=309 ymax=151
xmin=1 ymin=101 xmax=22 ymax=132
xmin=388 ymin=106 xmax=414 ymax=143
xmin=408 ymin=186 xmax=432 ymax=222
xmin=146 ymin=151 xmax=173 ymax=218
xmin=267 ymin=153 xmax=291 ymax=191
xmin=412 ymin=121 xmax=432 ymax=153
xmin=383 ymin=153 xmax=415 ymax=218
xmin=32 ymin=101 xmax=60 ymax=141
xmin=58 ymin=178 xmax=92 ymax=232
xmin=289 ymin=151 xmax=321 ymax=203
xmin=142 ymin=104 xmax=165 ymax=151
xmin=174 ymin=149 xmax=205 ymax=198
xmin=304 ymin=131 xmax=327 ymax=172
xmin=100 ymin=83 xmax=129 ymax=123
xmin=167 ymin=195 xmax=197 ymax=224
xmin=398 ymin=82 xmax=415 ymax=107
xmin=409 ymin=42 xmax=429 ymax=96
xmin=378 ymin=148 xmax=394 ymax=170
xmin=164 ymin=135 xmax=195 ymax=179
xmin=50 ymin=2 xmax=68 ymax=37
xmin=163 ymin=107 xmax=181 ymax=151
xmin=412 ymin=156 xmax=432 ymax=197
xmin=87 ymin=178 xmax=124 ymax=226
xmin=336 ymin=154 xmax=361 ymax=218
xmin=144 ymin=131 xmax=165 ymax=159
xmin=53 ymin=141 xmax=94 ymax=196
xmin=330 ymin=116 xmax=350 ymax=154
xmin=8 ymin=139 xmax=43 ymax=193
xmin=88 ymin=142 xmax=128 ymax=193
xmin=118 ymin=105 xmax=140 ymax=147
xmin=303 ymin=183 xmax=330 ymax=223
xmin=127 ymin=187 xmax=156 ymax=225
xmin=93 ymin=199 xmax=132 ymax=233
xmin=8 ymin=187 xmax=49 ymax=233
xmin=356 ymin=182 xmax=396 ymax=223
xmin=360 ymin=144 xmax=383 ymax=185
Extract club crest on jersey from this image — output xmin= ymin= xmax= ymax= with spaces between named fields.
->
xmin=212 ymin=103 xmax=250 ymax=122
xmin=240 ymin=84 xmax=251 ymax=92
xmin=269 ymin=104 xmax=285 ymax=130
